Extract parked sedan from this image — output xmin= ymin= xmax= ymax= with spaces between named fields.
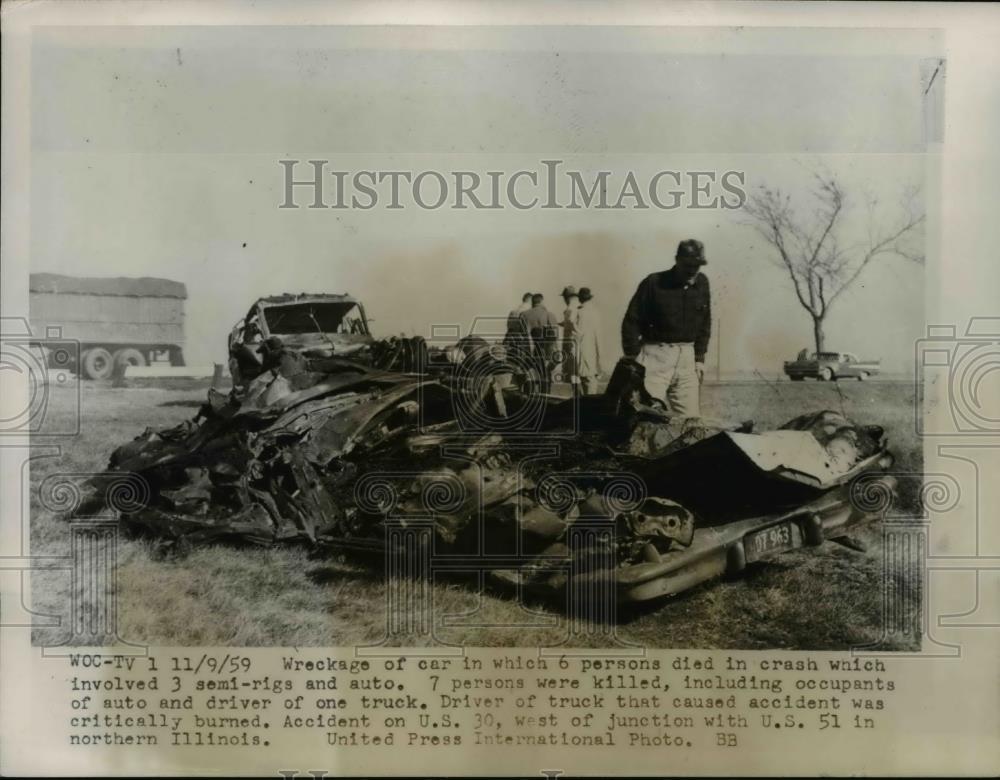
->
xmin=783 ymin=351 xmax=880 ymax=381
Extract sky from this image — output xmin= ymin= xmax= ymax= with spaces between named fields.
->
xmin=28 ymin=25 xmax=935 ymax=372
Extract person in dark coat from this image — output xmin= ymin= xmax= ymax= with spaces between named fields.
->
xmin=621 ymin=239 xmax=711 ymax=416
xmin=520 ymin=293 xmax=560 ymax=395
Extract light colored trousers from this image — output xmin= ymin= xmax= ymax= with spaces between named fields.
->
xmin=637 ymin=342 xmax=700 ymax=417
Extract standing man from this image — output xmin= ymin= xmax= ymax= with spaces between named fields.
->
xmin=503 ymin=292 xmax=533 ymax=389
xmin=520 ymin=293 xmax=559 ymax=395
xmin=620 ymin=239 xmax=711 ymax=417
xmin=559 ymin=285 xmax=579 ymax=388
xmin=574 ymin=287 xmax=603 ymax=395
xmin=507 ymin=292 xmax=533 ymax=335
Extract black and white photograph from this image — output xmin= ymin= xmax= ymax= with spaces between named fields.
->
xmin=2 ymin=2 xmax=998 ymax=777
xmin=21 ymin=21 xmax=934 ymax=651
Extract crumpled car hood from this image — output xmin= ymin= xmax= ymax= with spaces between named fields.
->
xmin=706 ymin=429 xmax=876 ymax=488
xmin=266 ymin=331 xmax=373 ymax=354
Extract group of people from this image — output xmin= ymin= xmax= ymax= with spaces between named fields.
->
xmin=505 ymin=285 xmax=603 ymax=396
xmin=503 ymin=238 xmax=712 ymax=417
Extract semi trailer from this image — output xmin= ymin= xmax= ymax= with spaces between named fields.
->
xmin=29 ymin=273 xmax=187 ymax=379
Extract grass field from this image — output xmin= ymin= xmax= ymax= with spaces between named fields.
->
xmin=29 ymin=378 xmax=922 ymax=650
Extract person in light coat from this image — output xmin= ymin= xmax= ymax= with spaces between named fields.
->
xmin=574 ymin=287 xmax=603 ymax=395
xmin=560 ymin=285 xmax=579 ymax=387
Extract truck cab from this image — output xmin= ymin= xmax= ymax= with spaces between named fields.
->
xmin=228 ymin=293 xmax=373 ymax=385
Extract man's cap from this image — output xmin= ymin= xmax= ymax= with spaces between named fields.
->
xmin=676 ymin=238 xmax=707 ymax=265
xmin=561 ymin=285 xmax=578 ymax=298
xmin=578 ymin=287 xmax=594 ymax=302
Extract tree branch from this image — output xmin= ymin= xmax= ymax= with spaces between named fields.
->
xmin=742 ymin=175 xmax=925 ymax=327
xmin=826 ymin=211 xmax=925 ymax=309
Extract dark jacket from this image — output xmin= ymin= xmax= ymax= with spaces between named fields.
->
xmin=520 ymin=305 xmax=559 ymax=341
xmin=621 ymin=268 xmax=711 ymax=362
xmin=505 ymin=309 xmax=528 ymax=338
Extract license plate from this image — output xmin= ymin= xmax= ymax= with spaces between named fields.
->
xmin=745 ymin=521 xmax=800 ymax=562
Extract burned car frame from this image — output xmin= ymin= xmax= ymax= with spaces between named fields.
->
xmin=227 ymin=293 xmax=374 ymax=385
xmin=80 ymin=343 xmax=897 ymax=608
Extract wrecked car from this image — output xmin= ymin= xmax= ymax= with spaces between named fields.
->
xmin=79 ymin=345 xmax=897 ymax=606
xmin=227 ymin=293 xmax=374 ymax=385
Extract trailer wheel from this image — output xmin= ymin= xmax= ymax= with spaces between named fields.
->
xmin=168 ymin=346 xmax=185 ymax=367
xmin=857 ymin=371 xmax=869 ymax=382
xmin=113 ymin=348 xmax=146 ymax=369
xmin=81 ymin=348 xmax=114 ymax=380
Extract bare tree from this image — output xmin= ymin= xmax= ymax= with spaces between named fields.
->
xmin=743 ymin=172 xmax=924 ymax=354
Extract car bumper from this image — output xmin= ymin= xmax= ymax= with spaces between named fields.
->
xmin=611 ymin=474 xmax=896 ymax=603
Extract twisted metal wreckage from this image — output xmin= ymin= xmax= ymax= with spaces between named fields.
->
xmin=79 ymin=336 xmax=898 ymax=604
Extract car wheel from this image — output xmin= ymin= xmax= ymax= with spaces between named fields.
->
xmin=81 ymin=347 xmax=114 ymax=380
xmin=818 ymin=367 xmax=833 ymax=382
xmin=858 ymin=371 xmax=869 ymax=381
